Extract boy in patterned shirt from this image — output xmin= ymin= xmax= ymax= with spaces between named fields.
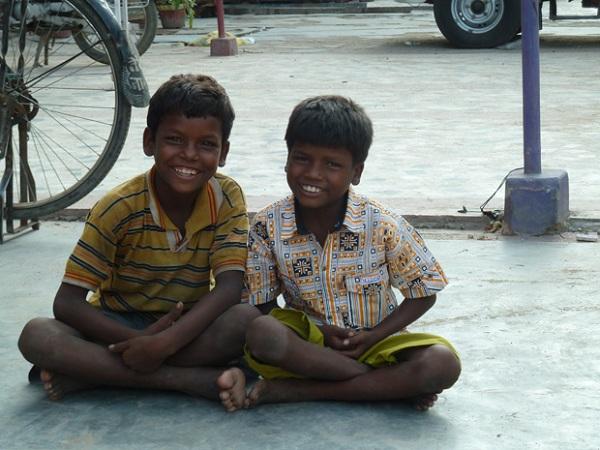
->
xmin=218 ymin=95 xmax=460 ymax=412
xmin=18 ymin=74 xmax=260 ymax=401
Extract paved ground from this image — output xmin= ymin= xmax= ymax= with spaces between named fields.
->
xmin=2 ymin=3 xmax=600 ymax=449
xmin=1 ymin=223 xmax=599 ymax=449
xmin=67 ymin=1 xmax=600 ymax=221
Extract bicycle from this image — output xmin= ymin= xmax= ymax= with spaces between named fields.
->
xmin=75 ymin=0 xmax=158 ymax=64
xmin=0 ymin=0 xmax=150 ymax=242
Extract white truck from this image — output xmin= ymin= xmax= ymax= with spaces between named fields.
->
xmin=430 ymin=0 xmax=600 ymax=48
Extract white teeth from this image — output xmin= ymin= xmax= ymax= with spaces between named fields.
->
xmin=302 ymin=185 xmax=322 ymax=193
xmin=174 ymin=167 xmax=198 ymax=176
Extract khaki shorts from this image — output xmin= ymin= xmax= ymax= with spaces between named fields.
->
xmin=244 ymin=308 xmax=459 ymax=380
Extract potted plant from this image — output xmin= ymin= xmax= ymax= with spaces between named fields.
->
xmin=156 ymin=0 xmax=197 ymax=29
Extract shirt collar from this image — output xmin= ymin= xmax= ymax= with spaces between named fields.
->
xmin=280 ymin=188 xmax=365 ymax=239
xmin=146 ymin=167 xmax=218 ymax=236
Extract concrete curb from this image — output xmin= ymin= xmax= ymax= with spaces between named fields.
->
xmin=40 ymin=208 xmax=600 ymax=233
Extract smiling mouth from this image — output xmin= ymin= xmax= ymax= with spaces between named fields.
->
xmin=301 ymin=184 xmax=323 ymax=194
xmin=173 ymin=167 xmax=199 ymax=178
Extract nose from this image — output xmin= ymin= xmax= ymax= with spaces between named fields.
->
xmin=181 ymin=142 xmax=198 ymax=160
xmin=305 ymin=161 xmax=323 ymax=180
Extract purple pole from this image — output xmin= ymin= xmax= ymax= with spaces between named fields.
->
xmin=521 ymin=0 xmax=542 ymax=174
xmin=215 ymin=0 xmax=226 ymax=38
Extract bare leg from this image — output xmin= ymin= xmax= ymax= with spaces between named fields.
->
xmin=19 ymin=317 xmax=228 ymax=401
xmin=247 ymin=344 xmax=461 ymax=410
xmin=168 ymin=304 xmax=261 ymax=367
xmin=245 ymin=315 xmax=370 ymax=380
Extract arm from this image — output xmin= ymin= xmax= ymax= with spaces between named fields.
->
xmin=110 ymin=269 xmax=243 ymax=372
xmin=53 ymin=282 xmax=138 ymax=343
xmin=339 ymin=295 xmax=436 ymax=359
xmin=54 ymin=283 xmax=183 ymax=344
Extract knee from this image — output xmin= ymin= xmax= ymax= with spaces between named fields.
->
xmin=245 ymin=315 xmax=289 ymax=364
xmin=18 ymin=317 xmax=53 ymax=361
xmin=215 ymin=304 xmax=261 ymax=340
xmin=224 ymin=304 xmax=262 ymax=328
xmin=417 ymin=345 xmax=461 ymax=392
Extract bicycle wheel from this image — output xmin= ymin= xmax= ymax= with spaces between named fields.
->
xmin=73 ymin=0 xmax=157 ymax=64
xmin=0 ymin=0 xmax=132 ymax=219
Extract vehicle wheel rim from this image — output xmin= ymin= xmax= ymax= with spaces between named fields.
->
xmin=451 ymin=0 xmax=504 ymax=34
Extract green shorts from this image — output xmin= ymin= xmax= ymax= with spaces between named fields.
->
xmin=244 ymin=308 xmax=459 ymax=380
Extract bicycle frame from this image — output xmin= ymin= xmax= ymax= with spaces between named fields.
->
xmin=112 ymin=0 xmax=151 ymax=28
xmin=0 ymin=0 xmax=149 ymax=242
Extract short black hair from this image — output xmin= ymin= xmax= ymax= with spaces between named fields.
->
xmin=146 ymin=74 xmax=235 ymax=141
xmin=284 ymin=95 xmax=373 ymax=164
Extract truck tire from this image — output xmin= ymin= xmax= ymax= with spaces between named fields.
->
xmin=433 ymin=0 xmax=521 ymax=48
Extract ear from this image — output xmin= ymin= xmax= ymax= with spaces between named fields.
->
xmin=218 ymin=141 xmax=230 ymax=167
xmin=351 ymin=163 xmax=364 ymax=186
xmin=143 ymin=128 xmax=154 ymax=157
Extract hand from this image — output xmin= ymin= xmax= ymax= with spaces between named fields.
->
xmin=320 ymin=324 xmax=355 ymax=351
xmin=143 ymin=301 xmax=183 ymax=336
xmin=338 ymin=329 xmax=380 ymax=360
xmin=109 ymin=334 xmax=168 ymax=373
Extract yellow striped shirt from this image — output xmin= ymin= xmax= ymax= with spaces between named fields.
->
xmin=64 ymin=168 xmax=248 ymax=314
xmin=243 ymin=189 xmax=447 ymax=329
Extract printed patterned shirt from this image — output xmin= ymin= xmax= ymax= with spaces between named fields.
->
xmin=63 ymin=168 xmax=248 ymax=314
xmin=244 ymin=189 xmax=447 ymax=329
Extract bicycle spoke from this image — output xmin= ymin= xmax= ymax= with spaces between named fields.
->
xmin=35 ymin=106 xmax=112 ymax=142
xmin=33 ymin=106 xmax=104 ymax=162
xmin=4 ymin=0 xmax=132 ymax=216
xmin=29 ymin=123 xmax=86 ymax=178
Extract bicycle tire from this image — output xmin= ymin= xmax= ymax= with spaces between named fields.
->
xmin=73 ymin=0 xmax=157 ymax=64
xmin=1 ymin=0 xmax=132 ymax=219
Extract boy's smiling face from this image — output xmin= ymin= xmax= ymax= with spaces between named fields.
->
xmin=144 ymin=113 xmax=229 ymax=203
xmin=286 ymin=142 xmax=363 ymax=211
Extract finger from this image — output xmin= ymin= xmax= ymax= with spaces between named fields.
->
xmin=109 ymin=341 xmax=129 ymax=353
xmin=167 ymin=301 xmax=184 ymax=321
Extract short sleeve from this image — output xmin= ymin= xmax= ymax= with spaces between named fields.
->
xmin=209 ymin=181 xmax=249 ymax=276
xmin=63 ymin=205 xmax=118 ymax=291
xmin=384 ymin=215 xmax=448 ymax=299
xmin=242 ymin=217 xmax=281 ymax=305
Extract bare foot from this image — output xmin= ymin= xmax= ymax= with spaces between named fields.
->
xmin=40 ymin=369 xmax=95 ymax=401
xmin=246 ymin=379 xmax=267 ymax=408
xmin=409 ymin=392 xmax=439 ymax=411
xmin=246 ymin=379 xmax=300 ymax=407
xmin=217 ymin=368 xmax=248 ymax=412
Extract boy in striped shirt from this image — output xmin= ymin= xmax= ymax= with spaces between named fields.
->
xmin=18 ymin=74 xmax=260 ymax=401
xmin=218 ymin=96 xmax=461 ymax=412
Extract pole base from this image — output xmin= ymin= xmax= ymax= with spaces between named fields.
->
xmin=503 ymin=169 xmax=569 ymax=235
xmin=210 ymin=37 xmax=238 ymax=57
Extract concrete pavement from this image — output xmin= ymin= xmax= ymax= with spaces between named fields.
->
xmin=1 ymin=223 xmax=599 ymax=449
xmin=1 ymin=4 xmax=600 ymax=449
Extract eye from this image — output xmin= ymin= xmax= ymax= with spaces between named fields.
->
xmin=292 ymin=154 xmax=308 ymax=163
xmin=166 ymin=135 xmax=183 ymax=144
xmin=200 ymin=140 xmax=218 ymax=148
xmin=327 ymin=160 xmax=342 ymax=169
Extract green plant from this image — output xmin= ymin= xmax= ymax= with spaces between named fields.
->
xmin=157 ymin=0 xmax=197 ymax=28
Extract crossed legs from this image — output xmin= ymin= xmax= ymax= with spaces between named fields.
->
xmin=218 ymin=314 xmax=461 ymax=411
xmin=18 ymin=304 xmax=260 ymax=400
